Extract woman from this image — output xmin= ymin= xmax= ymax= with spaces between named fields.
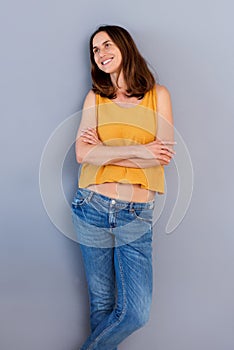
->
xmin=71 ymin=25 xmax=175 ymax=350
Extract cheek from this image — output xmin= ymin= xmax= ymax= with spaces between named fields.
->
xmin=93 ymin=56 xmax=100 ymax=66
xmin=116 ymin=54 xmax=122 ymax=65
xmin=116 ymin=50 xmax=122 ymax=63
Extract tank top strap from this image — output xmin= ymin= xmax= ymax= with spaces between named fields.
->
xmin=140 ymin=85 xmax=157 ymax=112
xmin=96 ymin=93 xmax=101 ymax=105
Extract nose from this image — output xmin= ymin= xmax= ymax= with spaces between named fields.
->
xmin=98 ymin=48 xmax=106 ymax=57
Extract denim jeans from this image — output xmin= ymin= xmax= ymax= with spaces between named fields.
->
xmin=71 ymin=188 xmax=155 ymax=350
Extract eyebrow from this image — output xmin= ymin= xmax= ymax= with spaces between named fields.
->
xmin=92 ymin=40 xmax=111 ymax=50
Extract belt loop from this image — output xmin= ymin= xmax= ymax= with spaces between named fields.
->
xmin=88 ymin=190 xmax=94 ymax=202
xmin=129 ymin=202 xmax=134 ymax=212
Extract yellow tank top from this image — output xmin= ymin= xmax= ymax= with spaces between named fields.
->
xmin=78 ymin=86 xmax=165 ymax=194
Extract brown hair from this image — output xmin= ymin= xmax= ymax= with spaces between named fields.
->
xmin=89 ymin=25 xmax=156 ymax=99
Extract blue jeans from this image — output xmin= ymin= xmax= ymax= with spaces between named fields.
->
xmin=71 ymin=188 xmax=155 ymax=350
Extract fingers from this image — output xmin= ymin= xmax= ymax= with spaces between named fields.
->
xmin=80 ymin=127 xmax=101 ymax=144
xmin=160 ymin=155 xmax=171 ymax=163
xmin=157 ymin=141 xmax=176 ymax=163
xmin=160 ymin=148 xmax=176 ymax=156
xmin=149 ymin=142 xmax=176 ymax=155
xmin=155 ymin=139 xmax=176 ymax=155
xmin=80 ymin=127 xmax=97 ymax=136
xmin=159 ymin=154 xmax=173 ymax=165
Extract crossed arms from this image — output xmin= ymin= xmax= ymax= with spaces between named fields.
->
xmin=75 ymin=85 xmax=176 ymax=168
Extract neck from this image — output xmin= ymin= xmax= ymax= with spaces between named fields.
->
xmin=110 ymin=70 xmax=127 ymax=93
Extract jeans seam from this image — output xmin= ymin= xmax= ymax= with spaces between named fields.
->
xmin=86 ymin=247 xmax=127 ymax=350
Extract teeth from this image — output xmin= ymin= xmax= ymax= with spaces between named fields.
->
xmin=102 ymin=58 xmax=112 ymax=65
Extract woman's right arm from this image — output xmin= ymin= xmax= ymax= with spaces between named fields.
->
xmin=76 ymin=90 xmax=174 ymax=166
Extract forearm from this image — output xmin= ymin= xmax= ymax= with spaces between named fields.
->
xmin=111 ymin=158 xmax=162 ymax=168
xmin=77 ymin=141 xmax=146 ymax=165
xmin=77 ymin=127 xmax=175 ymax=166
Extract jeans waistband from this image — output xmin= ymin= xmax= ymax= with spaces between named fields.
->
xmin=77 ymin=187 xmax=155 ymax=210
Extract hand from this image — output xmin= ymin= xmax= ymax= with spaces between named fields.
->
xmin=144 ymin=139 xmax=176 ymax=165
xmin=80 ymin=127 xmax=103 ymax=145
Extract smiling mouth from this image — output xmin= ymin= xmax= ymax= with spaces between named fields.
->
xmin=101 ymin=58 xmax=113 ymax=65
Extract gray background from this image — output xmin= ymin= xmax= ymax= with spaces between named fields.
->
xmin=1 ymin=0 xmax=234 ymax=349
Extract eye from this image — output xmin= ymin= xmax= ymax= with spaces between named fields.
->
xmin=93 ymin=48 xmax=99 ymax=54
xmin=105 ymin=42 xmax=111 ymax=48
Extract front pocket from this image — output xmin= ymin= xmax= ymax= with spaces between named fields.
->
xmin=71 ymin=189 xmax=91 ymax=208
xmin=132 ymin=207 xmax=153 ymax=223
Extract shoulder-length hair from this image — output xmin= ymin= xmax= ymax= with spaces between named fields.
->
xmin=89 ymin=25 xmax=156 ymax=99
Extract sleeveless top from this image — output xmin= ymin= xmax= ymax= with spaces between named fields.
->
xmin=78 ymin=86 xmax=165 ymax=194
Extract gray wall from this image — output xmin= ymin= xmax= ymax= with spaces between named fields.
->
xmin=1 ymin=0 xmax=234 ymax=349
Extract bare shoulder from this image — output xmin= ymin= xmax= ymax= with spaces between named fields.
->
xmin=155 ymin=84 xmax=173 ymax=123
xmin=155 ymin=84 xmax=171 ymax=100
xmin=76 ymin=90 xmax=97 ymax=136
xmin=83 ymin=89 xmax=96 ymax=107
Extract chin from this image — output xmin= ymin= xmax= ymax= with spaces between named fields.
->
xmin=100 ymin=68 xmax=115 ymax=74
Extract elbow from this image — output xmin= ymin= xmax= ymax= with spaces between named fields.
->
xmin=76 ymin=155 xmax=83 ymax=164
xmin=76 ymin=148 xmax=85 ymax=164
xmin=75 ymin=141 xmax=102 ymax=165
xmin=76 ymin=150 xmax=91 ymax=164
xmin=75 ymin=141 xmax=86 ymax=164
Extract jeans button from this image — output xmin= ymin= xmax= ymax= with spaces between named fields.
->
xmin=111 ymin=199 xmax=116 ymax=204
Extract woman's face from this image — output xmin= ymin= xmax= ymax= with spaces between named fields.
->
xmin=92 ymin=31 xmax=122 ymax=74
